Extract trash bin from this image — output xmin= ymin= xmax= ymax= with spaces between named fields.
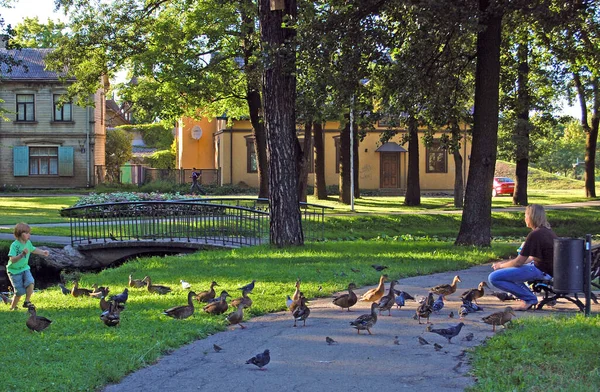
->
xmin=553 ymin=238 xmax=584 ymax=293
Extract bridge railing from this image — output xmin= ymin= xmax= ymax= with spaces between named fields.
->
xmin=60 ymin=199 xmax=331 ymax=247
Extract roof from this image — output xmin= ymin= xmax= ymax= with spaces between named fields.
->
xmin=375 ymin=142 xmax=408 ymax=152
xmin=0 ymin=48 xmax=70 ymax=81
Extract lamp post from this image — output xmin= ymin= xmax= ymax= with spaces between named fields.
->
xmin=350 ymin=95 xmax=355 ymax=212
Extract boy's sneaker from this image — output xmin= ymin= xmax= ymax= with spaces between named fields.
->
xmin=22 ymin=301 xmax=32 ymax=308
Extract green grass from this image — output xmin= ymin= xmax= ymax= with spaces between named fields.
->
xmin=1 ymin=240 xmax=512 ymax=391
xmin=469 ymin=314 xmax=600 ymax=392
xmin=0 ymin=197 xmax=77 ymax=225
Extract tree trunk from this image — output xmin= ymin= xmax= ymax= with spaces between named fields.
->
xmin=404 ymin=115 xmax=421 ymax=206
xmin=242 ymin=1 xmax=269 ymax=199
xmin=574 ymin=72 xmax=598 ymax=198
xmin=456 ymin=0 xmax=502 ymax=247
xmin=513 ymin=41 xmax=529 ymax=206
xmin=450 ymin=120 xmax=464 ymax=208
xmin=339 ymin=122 xmax=351 ymax=204
xmin=313 ymin=122 xmax=327 ymax=199
xmin=353 ymin=128 xmax=360 ymax=199
xmin=259 ymin=0 xmax=303 ymax=246
xmin=297 ymin=122 xmax=312 ymax=202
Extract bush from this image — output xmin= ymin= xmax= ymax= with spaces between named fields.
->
xmin=145 ymin=150 xmax=176 ymax=169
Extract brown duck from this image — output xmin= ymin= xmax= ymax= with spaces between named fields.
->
xmin=163 ymin=291 xmax=197 ymax=319
xmin=292 ymin=296 xmax=310 ymax=327
xmin=482 ymin=306 xmax=516 ymax=332
xmin=143 ymin=276 xmax=172 ymax=295
xmin=350 ymin=302 xmax=378 ymax=334
xmin=89 ymin=284 xmax=107 ymax=298
xmin=360 ymin=275 xmax=388 ymax=302
xmin=99 ymin=288 xmax=111 ymax=312
xmin=71 ymin=280 xmax=93 ymax=297
xmin=231 ymin=289 xmax=252 ymax=309
xmin=128 ymin=274 xmax=146 ymax=288
xmin=461 ymin=281 xmax=489 ymax=304
xmin=377 ymin=280 xmax=398 ymax=316
xmin=26 ymin=305 xmax=52 ymax=332
xmin=195 ymin=281 xmax=219 ymax=303
xmin=332 ymin=283 xmax=358 ymax=311
xmin=430 ymin=275 xmax=461 ymax=298
xmin=226 ymin=303 xmax=247 ymax=329
xmin=203 ymin=291 xmax=230 ymax=315
xmin=292 ymin=278 xmax=301 ymax=301
xmin=415 ymin=292 xmax=435 ymax=324
xmin=100 ymin=300 xmax=121 ymax=327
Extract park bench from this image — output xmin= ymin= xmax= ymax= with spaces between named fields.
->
xmin=529 ymin=241 xmax=599 ymax=313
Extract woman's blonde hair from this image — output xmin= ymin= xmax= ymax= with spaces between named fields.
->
xmin=525 ymin=204 xmax=551 ymax=229
xmin=14 ymin=222 xmax=31 ymax=239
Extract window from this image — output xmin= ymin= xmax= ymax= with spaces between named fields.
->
xmin=246 ymin=138 xmax=257 ymax=173
xmin=16 ymin=94 xmax=35 ymax=121
xmin=53 ymin=95 xmax=72 ymax=121
xmin=29 ymin=147 xmax=58 ymax=175
xmin=426 ymin=139 xmax=448 ymax=173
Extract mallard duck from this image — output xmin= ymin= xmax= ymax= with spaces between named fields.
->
xmin=350 ymin=302 xmax=378 ymax=334
xmin=377 ymin=280 xmax=398 ymax=316
xmin=71 ymin=280 xmax=93 ymax=297
xmin=428 ymin=322 xmax=465 ymax=343
xmin=203 ymin=291 xmax=230 ymax=315
xmin=226 ymin=303 xmax=246 ymax=329
xmin=461 ymin=281 xmax=489 ymax=304
xmin=332 ymin=282 xmax=358 ymax=311
xmin=195 ymin=281 xmax=219 ymax=303
xmin=26 ymin=305 xmax=52 ymax=332
xmin=291 ymin=278 xmax=301 ymax=302
xmin=415 ymin=292 xmax=434 ymax=324
xmin=163 ymin=291 xmax=196 ymax=319
xmin=99 ymin=288 xmax=111 ymax=312
xmin=292 ymin=296 xmax=310 ymax=327
xmin=143 ymin=276 xmax=172 ymax=295
xmin=289 ymin=291 xmax=305 ymax=313
xmin=231 ymin=289 xmax=252 ymax=309
xmin=482 ymin=306 xmax=516 ymax=332
xmin=360 ymin=275 xmax=388 ymax=302
xmin=89 ymin=284 xmax=107 ymax=298
xmin=128 ymin=274 xmax=146 ymax=288
xmin=238 ymin=280 xmax=256 ymax=293
xmin=430 ymin=275 xmax=461 ymax=298
xmin=100 ymin=301 xmax=121 ymax=327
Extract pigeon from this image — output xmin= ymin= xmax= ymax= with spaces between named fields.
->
xmin=428 ymin=322 xmax=465 ymax=343
xmin=180 ymin=280 xmax=191 ymax=290
xmin=448 ymin=311 xmax=454 ymax=318
xmin=371 ymin=264 xmax=388 ymax=272
xmin=58 ymin=283 xmax=70 ymax=295
xmin=463 ymin=332 xmax=475 ymax=342
xmin=213 ymin=344 xmax=223 ymax=353
xmin=459 ymin=306 xmax=469 ymax=319
xmin=109 ymin=288 xmax=129 ymax=304
xmin=394 ymin=291 xmax=406 ymax=309
xmin=433 ymin=343 xmax=443 ymax=351
xmin=0 ymin=292 xmax=10 ymax=304
xmin=394 ymin=290 xmax=415 ymax=301
xmin=393 ymin=336 xmax=400 ymax=345
xmin=245 ymin=349 xmax=270 ymax=370
xmin=491 ymin=291 xmax=518 ymax=301
xmin=453 ymin=361 xmax=463 ymax=372
xmin=109 ymin=232 xmax=119 ymax=241
xmin=432 ymin=294 xmax=445 ymax=312
xmin=326 ymin=336 xmax=337 ymax=345
xmin=459 ymin=299 xmax=484 ymax=319
xmin=418 ymin=336 xmax=429 ymax=345
xmin=238 ymin=280 xmax=256 ymax=293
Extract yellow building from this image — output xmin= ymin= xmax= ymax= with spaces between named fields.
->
xmin=175 ymin=117 xmax=471 ymax=193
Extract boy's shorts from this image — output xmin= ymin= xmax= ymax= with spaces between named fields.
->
xmin=7 ymin=270 xmax=34 ymax=296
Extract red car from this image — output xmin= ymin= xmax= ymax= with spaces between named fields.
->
xmin=493 ymin=177 xmax=515 ymax=197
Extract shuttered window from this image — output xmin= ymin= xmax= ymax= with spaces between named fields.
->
xmin=12 ymin=146 xmax=74 ymax=177
xmin=13 ymin=146 xmax=29 ymax=176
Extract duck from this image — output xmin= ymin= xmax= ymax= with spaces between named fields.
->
xmin=203 ymin=291 xmax=230 ymax=315
xmin=289 ymin=291 xmax=305 ymax=313
xmin=89 ymin=284 xmax=107 ymax=298
xmin=99 ymin=288 xmax=111 ymax=312
xmin=0 ymin=292 xmax=9 ymax=304
xmin=226 ymin=303 xmax=247 ymax=329
xmin=128 ymin=274 xmax=146 ymax=288
xmin=377 ymin=280 xmax=398 ymax=316
xmin=332 ymin=282 xmax=358 ymax=311
xmin=100 ymin=300 xmax=121 ymax=327
xmin=350 ymin=302 xmax=378 ymax=334
xmin=195 ymin=281 xmax=219 ymax=303
xmin=143 ymin=276 xmax=172 ymax=295
xmin=430 ymin=275 xmax=461 ymax=298
xmin=163 ymin=291 xmax=196 ymax=319
xmin=415 ymin=292 xmax=434 ymax=324
xmin=292 ymin=296 xmax=310 ymax=327
xmin=286 ymin=295 xmax=294 ymax=309
xmin=360 ymin=274 xmax=388 ymax=302
xmin=231 ymin=289 xmax=252 ymax=309
xmin=460 ymin=281 xmax=489 ymax=304
xmin=71 ymin=280 xmax=93 ymax=297
xmin=291 ymin=278 xmax=301 ymax=302
xmin=26 ymin=305 xmax=52 ymax=332
xmin=482 ymin=306 xmax=516 ymax=332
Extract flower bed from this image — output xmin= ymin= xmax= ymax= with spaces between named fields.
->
xmin=71 ymin=192 xmax=195 ymax=207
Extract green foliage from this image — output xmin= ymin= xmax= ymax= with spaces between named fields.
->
xmin=105 ymin=129 xmax=133 ymax=183
xmin=116 ymin=123 xmax=174 ymax=150
xmin=11 ymin=16 xmax=66 ymax=48
xmin=145 ymin=149 xmax=175 ymax=169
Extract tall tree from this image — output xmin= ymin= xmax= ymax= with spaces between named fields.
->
xmin=12 ymin=17 xmax=66 ymax=48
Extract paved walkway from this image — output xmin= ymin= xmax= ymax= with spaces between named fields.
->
xmin=102 ymin=263 xmax=597 ymax=392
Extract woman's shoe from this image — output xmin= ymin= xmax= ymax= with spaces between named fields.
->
xmin=515 ymin=302 xmax=537 ymax=311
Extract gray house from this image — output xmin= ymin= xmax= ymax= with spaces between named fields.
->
xmin=0 ymin=48 xmax=106 ymax=189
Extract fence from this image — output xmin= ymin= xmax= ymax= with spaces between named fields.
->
xmin=94 ymin=165 xmax=220 ymax=186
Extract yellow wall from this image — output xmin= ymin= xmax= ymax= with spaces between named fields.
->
xmin=177 ymin=117 xmax=217 ymax=169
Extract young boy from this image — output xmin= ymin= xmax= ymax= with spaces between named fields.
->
xmin=7 ymin=222 xmax=49 ymax=310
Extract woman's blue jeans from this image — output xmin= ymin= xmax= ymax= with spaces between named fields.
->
xmin=488 ymin=263 xmax=550 ymax=304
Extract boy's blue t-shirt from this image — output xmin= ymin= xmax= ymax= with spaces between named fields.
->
xmin=7 ymin=240 xmax=36 ymax=274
